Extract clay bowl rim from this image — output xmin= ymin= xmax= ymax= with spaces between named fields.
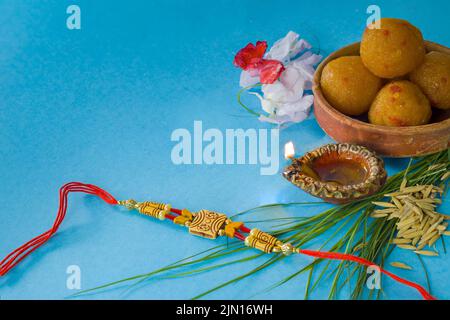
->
xmin=312 ymin=40 xmax=450 ymax=137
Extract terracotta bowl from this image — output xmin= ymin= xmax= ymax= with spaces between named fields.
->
xmin=283 ymin=144 xmax=387 ymax=204
xmin=313 ymin=41 xmax=450 ymax=158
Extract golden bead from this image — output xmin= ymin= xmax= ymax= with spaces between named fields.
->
xmin=119 ymin=199 xmax=138 ymax=210
xmin=281 ymin=243 xmax=294 ymax=256
xmin=272 ymin=246 xmax=281 ymax=253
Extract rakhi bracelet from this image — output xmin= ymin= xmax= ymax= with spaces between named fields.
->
xmin=0 ymin=182 xmax=436 ymax=300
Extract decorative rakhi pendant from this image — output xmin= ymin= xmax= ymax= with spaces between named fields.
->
xmin=0 ymin=182 xmax=435 ymax=300
xmin=117 ymin=198 xmax=295 ymax=255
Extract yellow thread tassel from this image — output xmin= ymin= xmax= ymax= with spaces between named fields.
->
xmin=173 ymin=209 xmax=193 ymax=226
xmin=224 ymin=222 xmax=243 ymax=238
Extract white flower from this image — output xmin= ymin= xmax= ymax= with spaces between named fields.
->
xmin=265 ymin=31 xmax=312 ymax=64
xmin=239 ymin=31 xmax=322 ymax=126
xmin=239 ymin=70 xmax=260 ymax=88
xmin=262 ymin=65 xmax=306 ymax=104
xmin=290 ymin=51 xmax=323 ymax=90
xmin=257 ymin=95 xmax=314 ymax=125
xmin=249 ymin=92 xmax=275 ymax=114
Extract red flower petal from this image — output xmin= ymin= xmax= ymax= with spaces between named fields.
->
xmin=233 ymin=41 xmax=268 ymax=71
xmin=234 ymin=40 xmax=285 ymax=84
xmin=259 ymin=60 xmax=285 ymax=84
xmin=254 ymin=41 xmax=268 ymax=59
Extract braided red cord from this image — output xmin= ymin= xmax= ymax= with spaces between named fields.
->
xmin=0 ymin=185 xmax=436 ymax=300
xmin=297 ymin=249 xmax=436 ymax=300
xmin=235 ymin=223 xmax=435 ymax=300
xmin=0 ymin=182 xmax=118 ymax=276
xmin=170 ymin=208 xmax=182 ymax=215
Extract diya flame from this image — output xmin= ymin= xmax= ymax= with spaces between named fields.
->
xmin=284 ymin=141 xmax=295 ymax=160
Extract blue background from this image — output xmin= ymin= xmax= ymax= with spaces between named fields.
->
xmin=0 ymin=0 xmax=449 ymax=300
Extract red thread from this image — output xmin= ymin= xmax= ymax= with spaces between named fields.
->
xmin=165 ymin=214 xmax=176 ymax=221
xmin=232 ymin=231 xmax=435 ymax=299
xmin=170 ymin=208 xmax=182 ymax=215
xmin=297 ymin=249 xmax=436 ymax=300
xmin=0 ymin=183 xmax=437 ymax=300
xmin=234 ymin=232 xmax=245 ymax=241
xmin=239 ymin=225 xmax=251 ymax=234
xmin=0 ymin=182 xmax=118 ymax=276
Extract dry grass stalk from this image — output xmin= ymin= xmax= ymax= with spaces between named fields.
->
xmin=390 ymin=262 xmax=413 ymax=270
xmin=372 ymin=179 xmax=447 ymax=256
xmin=414 ymin=250 xmax=439 ymax=257
xmin=441 ymin=171 xmax=450 ymax=181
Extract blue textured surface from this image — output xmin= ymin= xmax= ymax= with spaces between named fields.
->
xmin=0 ymin=0 xmax=449 ymax=300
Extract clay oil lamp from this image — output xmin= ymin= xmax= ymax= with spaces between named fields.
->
xmin=283 ymin=143 xmax=387 ymax=204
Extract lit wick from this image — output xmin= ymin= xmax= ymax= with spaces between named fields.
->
xmin=283 ymin=141 xmax=322 ymax=181
xmin=284 ymin=141 xmax=295 ymax=160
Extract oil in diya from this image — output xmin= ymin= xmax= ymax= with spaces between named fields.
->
xmin=283 ymin=143 xmax=387 ymax=204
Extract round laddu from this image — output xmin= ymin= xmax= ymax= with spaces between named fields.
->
xmin=361 ymin=18 xmax=426 ymax=78
xmin=369 ymin=80 xmax=432 ymax=127
xmin=410 ymin=51 xmax=450 ymax=110
xmin=320 ymin=56 xmax=383 ymax=116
